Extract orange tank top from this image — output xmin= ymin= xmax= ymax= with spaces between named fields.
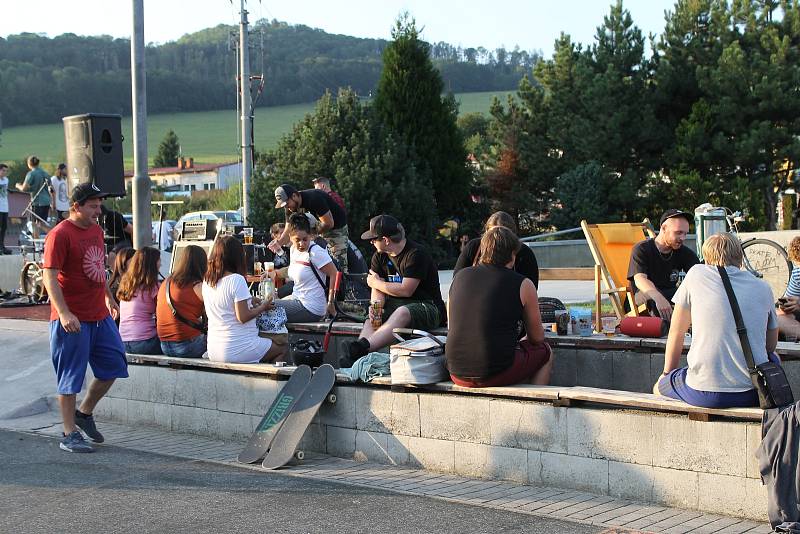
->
xmin=156 ymin=278 xmax=204 ymax=341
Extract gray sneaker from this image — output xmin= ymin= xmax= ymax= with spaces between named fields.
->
xmin=75 ymin=411 xmax=104 ymax=443
xmin=60 ymin=431 xmax=95 ymax=453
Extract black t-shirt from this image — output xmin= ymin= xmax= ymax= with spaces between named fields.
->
xmin=447 ymin=264 xmax=525 ymax=378
xmin=370 ymin=240 xmax=445 ymax=323
xmin=627 ymin=238 xmax=699 ymax=300
xmin=287 ymin=189 xmax=347 ymax=229
xmin=453 ymin=238 xmax=539 ymax=288
xmin=103 ymin=210 xmax=129 ymax=246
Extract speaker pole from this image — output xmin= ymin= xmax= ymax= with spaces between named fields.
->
xmin=239 ymin=0 xmax=253 ymax=225
xmin=131 ymin=0 xmax=153 ymax=248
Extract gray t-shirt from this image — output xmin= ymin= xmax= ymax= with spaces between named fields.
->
xmin=673 ymin=264 xmax=777 ymax=392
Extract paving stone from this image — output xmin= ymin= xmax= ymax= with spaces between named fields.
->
xmin=645 ymin=511 xmax=703 ymax=531
xmin=660 ymin=513 xmax=722 ymax=534
xmin=572 ymin=500 xmax=635 ymax=521
xmin=589 ymin=503 xmax=649 ymax=525
xmin=489 ymin=399 xmax=568 ymax=453
xmin=622 ymin=507 xmax=685 ymax=530
xmin=550 ymin=496 xmax=616 ymax=518
xmin=535 ymin=492 xmax=598 ymax=515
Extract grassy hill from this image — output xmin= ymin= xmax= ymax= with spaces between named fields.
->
xmin=0 ymin=91 xmax=512 ymax=170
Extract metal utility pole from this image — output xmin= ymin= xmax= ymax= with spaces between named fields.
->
xmin=131 ymin=0 xmax=152 ymax=248
xmin=239 ymin=0 xmax=253 ymax=224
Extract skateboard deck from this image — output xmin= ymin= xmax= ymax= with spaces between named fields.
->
xmin=262 ymin=364 xmax=336 ymax=469
xmin=237 ymin=365 xmax=312 ymax=464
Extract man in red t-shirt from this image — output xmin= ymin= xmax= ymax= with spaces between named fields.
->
xmin=43 ymin=182 xmax=127 ymax=453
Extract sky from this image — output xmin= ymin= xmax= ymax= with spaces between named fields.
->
xmin=2 ymin=0 xmax=678 ymax=54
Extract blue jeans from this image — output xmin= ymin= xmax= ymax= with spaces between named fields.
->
xmin=160 ymin=335 xmax=207 ymax=358
xmin=124 ymin=336 xmax=162 ymax=355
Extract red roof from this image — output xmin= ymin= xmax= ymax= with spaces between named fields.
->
xmin=124 ymin=162 xmax=239 ymax=178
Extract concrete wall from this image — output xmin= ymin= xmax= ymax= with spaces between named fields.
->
xmin=95 ymin=364 xmax=768 ymax=521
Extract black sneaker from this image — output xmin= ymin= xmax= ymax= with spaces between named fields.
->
xmin=75 ymin=411 xmax=104 ymax=443
xmin=340 ymin=338 xmax=369 ymax=368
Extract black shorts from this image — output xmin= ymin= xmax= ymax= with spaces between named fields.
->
xmin=33 ymin=205 xmax=50 ymax=222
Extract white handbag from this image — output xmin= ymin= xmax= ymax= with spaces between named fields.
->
xmin=389 ymin=328 xmax=448 ymax=385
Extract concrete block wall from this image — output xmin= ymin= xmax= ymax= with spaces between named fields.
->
xmin=96 ymin=364 xmax=768 ymax=521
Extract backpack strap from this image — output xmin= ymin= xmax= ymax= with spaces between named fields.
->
xmin=307 ymin=243 xmax=329 ymax=292
xmin=166 ymin=278 xmax=207 ymax=334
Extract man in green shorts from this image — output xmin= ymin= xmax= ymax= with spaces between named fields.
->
xmin=342 ymin=214 xmax=445 ymax=367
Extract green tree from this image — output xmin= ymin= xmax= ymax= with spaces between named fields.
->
xmin=373 ymin=14 xmax=471 ymax=219
xmin=250 ymin=88 xmax=436 ymax=243
xmin=550 ymin=162 xmax=610 ymax=229
xmin=153 ymin=130 xmax=180 ymax=167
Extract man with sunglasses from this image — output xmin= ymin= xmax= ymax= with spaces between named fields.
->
xmin=341 ymin=214 xmax=445 ymax=367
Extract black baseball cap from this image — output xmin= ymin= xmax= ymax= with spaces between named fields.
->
xmin=274 ymin=184 xmax=298 ymax=208
xmin=361 ymin=214 xmax=400 ymax=240
xmin=70 ymin=182 xmax=107 ymax=204
xmin=660 ymin=209 xmax=693 ymax=226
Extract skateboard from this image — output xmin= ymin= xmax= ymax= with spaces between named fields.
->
xmin=262 ymin=364 xmax=336 ymax=469
xmin=237 ymin=365 xmax=312 ymax=464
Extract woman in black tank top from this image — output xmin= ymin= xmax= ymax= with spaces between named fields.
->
xmin=446 ymin=227 xmax=552 ymax=387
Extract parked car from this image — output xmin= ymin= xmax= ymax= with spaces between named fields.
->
xmin=173 ymin=210 xmax=242 ymax=241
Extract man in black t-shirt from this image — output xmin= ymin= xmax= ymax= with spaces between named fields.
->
xmin=627 ymin=209 xmax=699 ymax=321
xmin=269 ymin=183 xmax=350 ymax=272
xmin=342 ymin=214 xmax=445 ymax=366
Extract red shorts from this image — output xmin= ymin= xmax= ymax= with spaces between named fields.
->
xmin=450 ymin=340 xmax=552 ymax=388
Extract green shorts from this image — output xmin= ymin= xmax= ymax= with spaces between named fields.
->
xmin=382 ymin=297 xmax=440 ymax=331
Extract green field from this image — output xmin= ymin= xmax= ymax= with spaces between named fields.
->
xmin=0 ymin=91 xmax=512 ymax=170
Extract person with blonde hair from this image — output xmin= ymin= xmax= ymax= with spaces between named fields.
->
xmin=447 ymin=226 xmax=552 ymax=387
xmin=775 ymin=236 xmax=800 ymax=339
xmin=453 ymin=211 xmax=539 ymax=287
xmin=653 ymin=233 xmax=780 ymax=408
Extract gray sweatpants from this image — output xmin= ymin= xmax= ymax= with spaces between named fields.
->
xmin=274 ymin=298 xmax=323 ymax=323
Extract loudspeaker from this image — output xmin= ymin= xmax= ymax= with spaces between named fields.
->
xmin=63 ymin=113 xmax=125 ymax=197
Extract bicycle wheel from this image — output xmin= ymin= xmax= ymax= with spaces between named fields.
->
xmin=741 ymin=238 xmax=792 ymax=298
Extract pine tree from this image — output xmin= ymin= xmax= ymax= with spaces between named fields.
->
xmin=373 ymin=13 xmax=470 ymax=219
xmin=154 ymin=130 xmax=180 ymax=167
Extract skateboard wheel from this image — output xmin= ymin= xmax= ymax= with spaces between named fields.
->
xmin=327 ymin=393 xmax=337 ymax=404
xmin=295 ymin=450 xmax=305 ymax=461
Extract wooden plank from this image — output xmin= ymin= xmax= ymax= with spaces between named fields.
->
xmin=559 ymin=386 xmax=762 ymax=421
xmin=539 ymin=267 xmax=595 ymax=281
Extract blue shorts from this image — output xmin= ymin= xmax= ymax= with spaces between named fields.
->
xmin=657 ymin=353 xmax=780 ymax=409
xmin=50 ymin=316 xmax=128 ymax=395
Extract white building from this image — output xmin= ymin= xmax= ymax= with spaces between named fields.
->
xmin=124 ymin=159 xmax=242 ymax=196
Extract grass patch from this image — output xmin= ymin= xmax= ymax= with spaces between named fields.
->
xmin=0 ymin=90 xmax=512 ymax=170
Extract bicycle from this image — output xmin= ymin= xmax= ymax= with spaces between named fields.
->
xmin=706 ymin=207 xmax=793 ymax=298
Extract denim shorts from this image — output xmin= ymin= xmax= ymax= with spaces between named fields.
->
xmin=50 ymin=316 xmax=128 ymax=395
xmin=124 ymin=336 xmax=163 ymax=355
xmin=656 ymin=353 xmax=781 ymax=408
xmin=160 ymin=335 xmax=207 ymax=358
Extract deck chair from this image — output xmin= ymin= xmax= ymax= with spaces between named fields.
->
xmin=581 ymin=219 xmax=656 ymax=331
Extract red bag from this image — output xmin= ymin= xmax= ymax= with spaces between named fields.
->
xmin=619 ymin=316 xmax=668 ymax=338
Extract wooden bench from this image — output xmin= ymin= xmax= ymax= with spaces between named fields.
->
xmin=125 ymin=353 xmax=762 ymax=422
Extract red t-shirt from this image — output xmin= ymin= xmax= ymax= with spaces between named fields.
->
xmin=43 ymin=220 xmax=109 ymax=322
